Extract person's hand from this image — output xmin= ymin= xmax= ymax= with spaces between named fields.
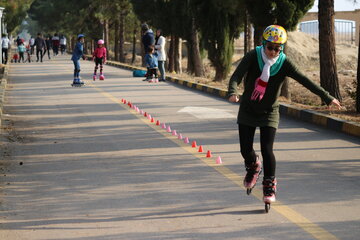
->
xmin=328 ymin=98 xmax=343 ymax=110
xmin=229 ymin=94 xmax=239 ymax=103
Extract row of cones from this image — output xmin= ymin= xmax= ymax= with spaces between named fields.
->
xmin=121 ymin=98 xmax=222 ymax=165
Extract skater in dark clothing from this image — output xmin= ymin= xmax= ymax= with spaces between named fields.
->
xmin=227 ymin=25 xmax=341 ymax=211
xmin=71 ymin=34 xmax=86 ymax=85
xmin=34 ymin=33 xmax=46 ymax=62
xmin=52 ymin=33 xmax=60 ymax=56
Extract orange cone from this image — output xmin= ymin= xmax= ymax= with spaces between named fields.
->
xmin=192 ymin=141 xmax=197 ymax=148
xmin=198 ymin=145 xmax=203 ymax=152
xmin=156 ymin=120 xmax=160 ymax=126
xmin=151 ymin=117 xmax=155 ymax=123
xmin=206 ymin=150 xmax=212 ymax=158
xmin=144 ymin=112 xmax=147 ymax=117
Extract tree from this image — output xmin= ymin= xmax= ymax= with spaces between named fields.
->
xmin=1 ymin=0 xmax=33 ymax=34
xmin=192 ymin=0 xmax=244 ymax=81
xmin=318 ymin=0 xmax=342 ymax=101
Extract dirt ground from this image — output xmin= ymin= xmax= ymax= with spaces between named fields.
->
xmin=126 ymin=31 xmax=360 ymax=124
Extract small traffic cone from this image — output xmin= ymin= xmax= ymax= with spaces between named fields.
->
xmin=198 ymin=145 xmax=203 ymax=152
xmin=156 ymin=120 xmax=160 ymax=126
xmin=140 ymin=110 xmax=144 ymax=115
xmin=136 ymin=107 xmax=140 ymax=113
xmin=216 ymin=156 xmax=222 ymax=164
xmin=166 ymin=125 xmax=172 ymax=133
xmin=144 ymin=112 xmax=148 ymax=117
xmin=172 ymin=130 xmax=177 ymax=136
xmin=121 ymin=99 xmax=124 ymax=103
xmin=124 ymin=100 xmax=127 ymax=104
xmin=184 ymin=137 xmax=189 ymax=144
xmin=206 ymin=150 xmax=212 ymax=158
xmin=192 ymin=141 xmax=197 ymax=148
xmin=151 ymin=117 xmax=155 ymax=123
xmin=147 ymin=114 xmax=152 ymax=120
xmin=161 ymin=123 xmax=166 ymax=129
xmin=178 ymin=133 xmax=183 ymax=140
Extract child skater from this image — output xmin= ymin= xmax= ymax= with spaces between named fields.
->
xmin=227 ymin=25 xmax=341 ymax=212
xmin=92 ymin=39 xmax=107 ymax=81
xmin=71 ymin=34 xmax=86 ymax=86
xmin=144 ymin=46 xmax=158 ymax=82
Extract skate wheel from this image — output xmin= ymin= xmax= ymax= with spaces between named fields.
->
xmin=246 ymin=188 xmax=252 ymax=195
xmin=265 ymin=203 xmax=270 ymax=213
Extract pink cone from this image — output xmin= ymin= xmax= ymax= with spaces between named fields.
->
xmin=161 ymin=123 xmax=166 ymax=129
xmin=184 ymin=137 xmax=189 ymax=144
xmin=178 ymin=133 xmax=183 ymax=140
xmin=172 ymin=130 xmax=177 ymax=136
xmin=166 ymin=125 xmax=172 ymax=133
xmin=216 ymin=156 xmax=222 ymax=164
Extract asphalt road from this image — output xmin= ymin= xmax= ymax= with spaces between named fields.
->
xmin=1 ymin=55 xmax=359 ymax=240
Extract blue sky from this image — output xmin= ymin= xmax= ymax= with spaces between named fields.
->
xmin=309 ymin=0 xmax=359 ymax=12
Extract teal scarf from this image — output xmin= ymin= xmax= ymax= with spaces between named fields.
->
xmin=255 ymin=46 xmax=286 ymax=76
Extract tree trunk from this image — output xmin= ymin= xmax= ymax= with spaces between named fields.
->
xmin=214 ymin=65 xmax=226 ymax=82
xmin=280 ymin=45 xmax=290 ymax=99
xmin=141 ymin=27 xmax=146 ymax=67
xmin=318 ymin=0 xmax=342 ymax=101
xmin=187 ymin=40 xmax=194 ymax=74
xmin=103 ymin=20 xmax=110 ymax=60
xmin=244 ymin=11 xmax=252 ymax=54
xmin=114 ymin=20 xmax=119 ymax=61
xmin=119 ymin=13 xmax=125 ymax=62
xmin=357 ymin=24 xmax=360 ymax=112
xmin=253 ymin=25 xmax=264 ymax=47
xmin=168 ymin=35 xmax=175 ymax=72
xmin=174 ymin=37 xmax=182 ymax=74
xmin=190 ymin=18 xmax=204 ymax=77
xmin=132 ymin=28 xmax=137 ymax=64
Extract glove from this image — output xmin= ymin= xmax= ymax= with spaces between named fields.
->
xmin=251 ymin=77 xmax=268 ymax=101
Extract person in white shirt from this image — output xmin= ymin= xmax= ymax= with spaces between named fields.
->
xmin=154 ymin=29 xmax=167 ymax=82
xmin=1 ymin=34 xmax=10 ymax=64
xmin=60 ymin=35 xmax=67 ymax=54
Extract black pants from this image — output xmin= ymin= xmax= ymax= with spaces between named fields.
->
xmin=238 ymin=124 xmax=277 ymax=177
xmin=19 ymin=52 xmax=25 ymax=63
xmin=36 ymin=49 xmax=43 ymax=62
xmin=2 ymin=48 xmax=8 ymax=64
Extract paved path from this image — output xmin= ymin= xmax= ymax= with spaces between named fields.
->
xmin=1 ymin=55 xmax=359 ymax=240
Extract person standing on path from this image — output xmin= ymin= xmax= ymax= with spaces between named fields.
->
xmin=92 ymin=39 xmax=107 ymax=81
xmin=71 ymin=34 xmax=86 ymax=85
xmin=155 ymin=29 xmax=166 ymax=82
xmin=34 ymin=33 xmax=46 ymax=62
xmin=44 ymin=35 xmax=52 ymax=60
xmin=52 ymin=33 xmax=60 ymax=56
xmin=1 ymin=33 xmax=10 ymax=64
xmin=60 ymin=35 xmax=67 ymax=54
xmin=141 ymin=23 xmax=155 ymax=81
xmin=29 ymin=36 xmax=35 ymax=55
xmin=17 ymin=40 xmax=26 ymax=63
xmin=227 ymin=25 xmax=341 ymax=206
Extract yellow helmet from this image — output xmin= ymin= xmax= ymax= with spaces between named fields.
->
xmin=263 ymin=25 xmax=287 ymax=44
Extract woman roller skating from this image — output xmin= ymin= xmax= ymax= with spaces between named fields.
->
xmin=227 ymin=25 xmax=341 ymax=213
xmin=92 ymin=39 xmax=107 ymax=81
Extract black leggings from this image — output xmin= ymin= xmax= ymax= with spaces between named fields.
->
xmin=238 ymin=124 xmax=277 ymax=177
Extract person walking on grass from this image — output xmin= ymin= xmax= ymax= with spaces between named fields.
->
xmin=227 ymin=25 xmax=341 ymax=209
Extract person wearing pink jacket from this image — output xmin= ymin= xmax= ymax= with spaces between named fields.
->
xmin=92 ymin=39 xmax=107 ymax=80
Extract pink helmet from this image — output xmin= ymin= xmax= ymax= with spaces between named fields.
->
xmin=97 ymin=39 xmax=104 ymax=45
